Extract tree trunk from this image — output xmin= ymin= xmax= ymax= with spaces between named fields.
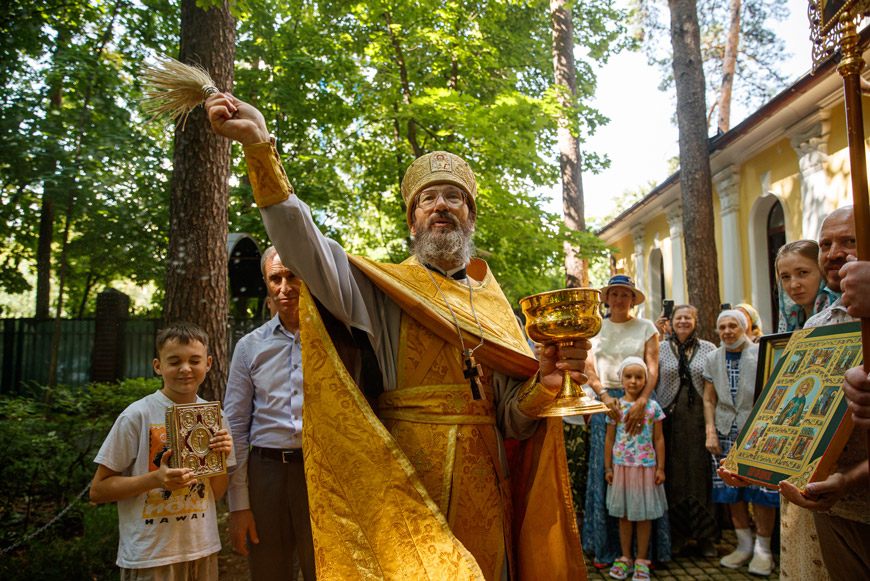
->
xmin=164 ymin=0 xmax=235 ymax=402
xmin=551 ymin=0 xmax=588 ymax=288
xmin=383 ymin=12 xmax=422 ymax=158
xmin=36 ymin=33 xmax=68 ymax=321
xmin=35 ymin=199 xmax=54 ymax=319
xmin=668 ymin=0 xmax=721 ymax=342
xmin=716 ymin=0 xmax=740 ymax=133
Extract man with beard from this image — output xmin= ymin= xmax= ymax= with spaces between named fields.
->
xmin=778 ymin=206 xmax=870 ymax=579
xmin=204 ymin=94 xmax=588 ymax=581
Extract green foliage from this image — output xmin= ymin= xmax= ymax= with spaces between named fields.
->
xmin=3 ymin=0 xmax=628 ymax=315
xmin=563 ymin=422 xmax=590 ymax=516
xmin=229 ymin=0 xmax=626 ymax=304
xmin=0 ymin=503 xmax=121 ymax=581
xmin=0 ymin=0 xmax=174 ymax=316
xmin=587 ymin=253 xmax=613 ymax=290
xmin=0 ymin=378 xmax=160 ymax=568
xmin=631 ymin=0 xmax=790 ymax=119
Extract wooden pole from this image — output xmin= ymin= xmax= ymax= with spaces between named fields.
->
xmin=836 ymin=18 xmax=870 ymax=456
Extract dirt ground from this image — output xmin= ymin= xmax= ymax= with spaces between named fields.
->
xmin=216 ymin=500 xmax=251 ymax=581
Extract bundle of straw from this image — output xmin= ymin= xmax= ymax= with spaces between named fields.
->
xmin=141 ymin=55 xmax=220 ymax=130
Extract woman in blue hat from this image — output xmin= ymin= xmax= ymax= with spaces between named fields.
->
xmin=574 ymin=275 xmax=669 ymax=568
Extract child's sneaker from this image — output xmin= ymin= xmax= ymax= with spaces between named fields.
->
xmin=609 ymin=557 xmax=633 ymax=580
xmin=632 ymin=559 xmax=651 ymax=580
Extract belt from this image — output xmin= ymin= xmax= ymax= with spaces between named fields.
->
xmin=252 ymin=446 xmax=303 ymax=463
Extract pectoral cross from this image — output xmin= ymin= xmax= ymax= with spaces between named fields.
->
xmin=463 ymin=350 xmax=484 ymax=400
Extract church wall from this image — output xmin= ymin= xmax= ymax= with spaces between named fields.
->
xmin=598 ymin=77 xmax=870 ymax=333
xmin=737 ymin=138 xmax=801 ymax=304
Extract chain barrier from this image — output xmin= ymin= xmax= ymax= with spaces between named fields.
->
xmin=0 ymin=482 xmax=92 ymax=556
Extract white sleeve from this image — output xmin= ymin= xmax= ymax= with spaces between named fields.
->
xmin=494 ymin=372 xmax=539 ymax=440
xmin=94 ymin=408 xmax=140 ymax=474
xmin=224 ymin=339 xmax=254 ymax=511
xmin=260 ymin=198 xmax=376 ymax=335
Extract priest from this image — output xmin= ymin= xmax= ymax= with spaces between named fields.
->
xmin=205 ymin=92 xmax=588 ymax=581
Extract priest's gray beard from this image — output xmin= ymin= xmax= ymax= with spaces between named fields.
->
xmin=412 ymin=210 xmax=475 ymax=268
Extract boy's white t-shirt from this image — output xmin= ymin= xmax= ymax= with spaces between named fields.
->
xmin=94 ymin=390 xmax=235 ymax=569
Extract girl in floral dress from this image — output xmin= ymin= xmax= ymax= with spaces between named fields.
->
xmin=605 ymin=356 xmax=667 ymax=580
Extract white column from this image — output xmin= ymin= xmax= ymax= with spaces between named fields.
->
xmin=666 ymin=203 xmax=686 ymax=304
xmin=789 ymin=114 xmax=831 ymax=239
xmin=714 ymin=166 xmax=744 ymax=305
xmin=632 ymin=225 xmax=646 ymax=319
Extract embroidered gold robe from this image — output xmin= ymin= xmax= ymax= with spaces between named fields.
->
xmin=243 ymin=141 xmax=585 ymax=580
xmin=299 ymin=256 xmax=585 ymax=580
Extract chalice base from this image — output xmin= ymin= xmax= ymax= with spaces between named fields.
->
xmin=537 ymin=370 xmax=609 ymax=417
xmin=537 ymin=394 xmax=610 ymax=417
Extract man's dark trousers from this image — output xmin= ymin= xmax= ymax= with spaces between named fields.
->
xmin=247 ymin=448 xmax=316 ymax=580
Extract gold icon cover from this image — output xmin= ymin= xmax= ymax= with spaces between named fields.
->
xmin=723 ymin=322 xmax=860 ymax=491
xmin=164 ymin=402 xmax=226 ymax=478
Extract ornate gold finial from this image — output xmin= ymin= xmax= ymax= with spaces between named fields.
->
xmin=809 ymin=1 xmax=870 ymax=72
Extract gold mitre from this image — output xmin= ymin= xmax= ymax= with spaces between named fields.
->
xmin=401 ymin=151 xmax=477 ymax=224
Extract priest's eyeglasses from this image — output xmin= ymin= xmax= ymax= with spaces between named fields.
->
xmin=416 ymin=190 xmax=466 ymax=210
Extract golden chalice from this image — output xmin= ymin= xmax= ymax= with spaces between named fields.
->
xmin=520 ymin=288 xmax=610 ymax=417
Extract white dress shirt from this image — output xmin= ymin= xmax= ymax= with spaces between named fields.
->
xmin=225 ymin=315 xmax=303 ymax=511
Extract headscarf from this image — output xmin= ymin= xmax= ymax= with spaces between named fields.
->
xmin=777 ymin=278 xmax=841 ymax=332
xmin=717 ymin=309 xmax=748 ymax=330
xmin=717 ymin=310 xmax=748 ymax=350
xmin=735 ymin=303 xmax=760 ymax=329
xmin=617 ymin=356 xmax=648 ymax=383
xmin=668 ymin=310 xmax=698 ymax=404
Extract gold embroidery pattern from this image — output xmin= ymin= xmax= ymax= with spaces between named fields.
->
xmin=243 ymin=142 xmax=293 ymax=207
xmin=382 ymin=315 xmax=505 ymax=580
xmin=400 ymin=151 xmax=478 ymax=218
xmin=299 ymin=284 xmax=485 ymax=581
xmin=348 ymin=254 xmax=537 ymax=378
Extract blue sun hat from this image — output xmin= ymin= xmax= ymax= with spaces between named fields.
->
xmin=600 ymin=274 xmax=645 ymax=306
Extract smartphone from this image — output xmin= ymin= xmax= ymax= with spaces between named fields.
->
xmin=720 ymin=302 xmax=732 ymax=311
xmin=662 ymin=299 xmax=674 ymax=319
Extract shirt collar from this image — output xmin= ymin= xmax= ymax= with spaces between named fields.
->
xmin=267 ymin=313 xmax=298 ymax=340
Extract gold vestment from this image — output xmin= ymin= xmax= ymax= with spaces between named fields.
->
xmin=298 ymin=256 xmax=586 ymax=580
xmin=244 ymin=136 xmax=583 ymax=579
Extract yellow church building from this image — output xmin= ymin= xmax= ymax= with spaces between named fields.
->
xmin=597 ymin=37 xmax=869 ymax=333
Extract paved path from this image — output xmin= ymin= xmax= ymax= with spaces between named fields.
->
xmin=585 ymin=530 xmax=780 ymax=580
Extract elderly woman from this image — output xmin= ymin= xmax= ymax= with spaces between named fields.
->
xmin=578 ymin=275 xmax=667 ymax=567
xmin=654 ymin=305 xmax=718 ymax=556
xmin=703 ymin=310 xmax=779 ymax=575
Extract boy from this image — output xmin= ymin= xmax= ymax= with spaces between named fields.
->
xmin=90 ymin=322 xmax=235 ymax=580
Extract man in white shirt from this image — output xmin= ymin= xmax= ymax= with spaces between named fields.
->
xmin=224 ymin=246 xmax=314 ymax=580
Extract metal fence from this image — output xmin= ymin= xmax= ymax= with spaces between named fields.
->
xmin=0 ymin=318 xmax=264 ymax=395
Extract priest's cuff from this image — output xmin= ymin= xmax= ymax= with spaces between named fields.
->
xmin=243 ymin=142 xmax=294 ymax=207
xmin=516 ymin=372 xmax=559 ymax=418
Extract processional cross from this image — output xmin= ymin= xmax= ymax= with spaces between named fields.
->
xmin=808 ymin=0 xmax=870 ymax=465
